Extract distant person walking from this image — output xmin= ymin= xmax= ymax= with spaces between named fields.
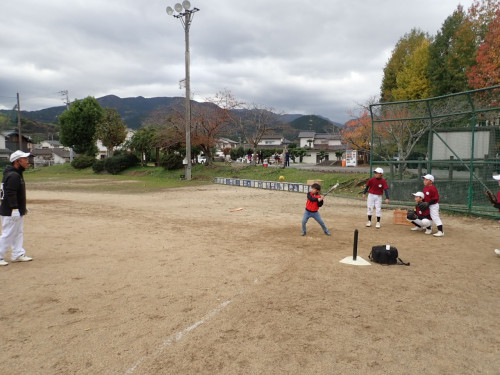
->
xmin=0 ymin=150 xmax=33 ymax=266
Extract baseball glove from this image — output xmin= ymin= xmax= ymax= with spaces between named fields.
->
xmin=485 ymin=190 xmax=497 ymax=204
xmin=417 ymin=201 xmax=430 ymax=211
xmin=406 ymin=210 xmax=417 ymax=221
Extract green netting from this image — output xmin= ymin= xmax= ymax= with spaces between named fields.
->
xmin=369 ymin=85 xmax=500 ymax=217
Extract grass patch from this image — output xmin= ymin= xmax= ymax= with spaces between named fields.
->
xmin=24 ymin=162 xmax=370 ymax=195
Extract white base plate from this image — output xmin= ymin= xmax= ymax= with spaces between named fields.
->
xmin=339 ymin=256 xmax=371 ymax=266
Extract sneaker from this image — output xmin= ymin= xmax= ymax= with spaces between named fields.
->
xmin=375 ymin=222 xmax=381 ymax=228
xmin=12 ymin=255 xmax=32 ymax=262
xmin=365 ymin=221 xmax=371 ymax=227
xmin=300 ymin=232 xmax=306 ymax=236
xmin=325 ymin=232 xmax=331 ymax=236
xmin=433 ymin=231 xmax=444 ymax=237
xmin=0 ymin=259 xmax=8 ymax=266
xmin=494 ymin=249 xmax=500 ymax=256
xmin=425 ymin=228 xmax=432 ymax=235
xmin=411 ymin=226 xmax=423 ymax=231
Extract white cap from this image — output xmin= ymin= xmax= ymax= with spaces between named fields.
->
xmin=422 ymin=174 xmax=434 ymax=181
xmin=374 ymin=167 xmax=384 ymax=174
xmin=412 ymin=192 xmax=425 ymax=199
xmin=10 ymin=150 xmax=31 ymax=163
xmin=493 ymin=174 xmax=500 ymax=181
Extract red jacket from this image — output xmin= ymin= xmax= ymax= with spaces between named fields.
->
xmin=306 ymin=192 xmax=324 ymax=212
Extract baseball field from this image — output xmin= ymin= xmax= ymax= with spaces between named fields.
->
xmin=1 ymin=181 xmax=499 ymax=374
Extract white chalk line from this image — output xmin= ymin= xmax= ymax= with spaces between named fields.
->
xmin=124 ymin=291 xmax=243 ymax=374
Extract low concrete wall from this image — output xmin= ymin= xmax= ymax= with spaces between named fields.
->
xmin=213 ymin=177 xmax=312 ymax=193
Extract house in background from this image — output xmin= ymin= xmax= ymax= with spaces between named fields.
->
xmin=256 ymin=134 xmax=291 ymax=149
xmin=31 ymin=148 xmax=73 ymax=167
xmin=2 ymin=131 xmax=33 ymax=154
xmin=38 ymin=140 xmax=62 ymax=149
xmin=298 ymin=131 xmax=345 ymax=164
xmin=216 ymin=137 xmax=238 ymax=151
xmin=96 ymin=128 xmax=135 ymax=159
xmin=0 ymin=133 xmax=11 ymax=160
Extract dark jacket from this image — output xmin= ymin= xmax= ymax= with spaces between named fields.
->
xmin=0 ymin=165 xmax=27 ymax=216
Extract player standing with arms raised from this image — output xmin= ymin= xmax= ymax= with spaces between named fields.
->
xmin=363 ymin=167 xmax=390 ymax=228
xmin=422 ymin=174 xmax=444 ymax=237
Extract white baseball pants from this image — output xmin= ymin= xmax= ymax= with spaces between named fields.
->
xmin=0 ymin=216 xmax=26 ymax=260
xmin=367 ymin=193 xmax=382 ymax=217
xmin=412 ymin=218 xmax=433 ymax=228
xmin=429 ymin=203 xmax=442 ymax=226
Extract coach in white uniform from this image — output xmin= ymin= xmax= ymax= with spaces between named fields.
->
xmin=0 ymin=150 xmax=33 ymax=266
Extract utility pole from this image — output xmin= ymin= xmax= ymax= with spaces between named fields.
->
xmin=59 ymin=90 xmax=70 ymax=109
xmin=59 ymin=90 xmax=73 ymax=161
xmin=16 ymin=93 xmax=22 ymax=150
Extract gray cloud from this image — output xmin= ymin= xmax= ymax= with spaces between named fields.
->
xmin=0 ymin=0 xmax=474 ymax=123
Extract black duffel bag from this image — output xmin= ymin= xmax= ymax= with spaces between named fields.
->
xmin=369 ymin=245 xmax=410 ymax=266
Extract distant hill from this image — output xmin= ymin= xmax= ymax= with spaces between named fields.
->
xmin=289 ymin=115 xmax=342 ymax=133
xmin=0 ymin=95 xmax=344 ymax=141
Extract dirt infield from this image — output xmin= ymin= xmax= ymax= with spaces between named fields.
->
xmin=1 ymin=184 xmax=499 ymax=374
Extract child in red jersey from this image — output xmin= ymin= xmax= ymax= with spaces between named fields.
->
xmin=362 ymin=167 xmax=390 ymax=228
xmin=486 ymin=174 xmax=500 ymax=256
xmin=408 ymin=192 xmax=433 ymax=234
xmin=301 ymin=183 xmax=331 ymax=236
xmin=422 ymin=174 xmax=444 ymax=237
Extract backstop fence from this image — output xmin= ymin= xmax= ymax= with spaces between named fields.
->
xmin=369 ymin=85 xmax=500 ymax=217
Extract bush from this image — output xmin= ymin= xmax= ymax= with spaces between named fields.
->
xmin=104 ymin=153 xmax=140 ymax=174
xmin=71 ymin=155 xmax=95 ymax=169
xmin=92 ymin=159 xmax=106 ymax=173
xmin=161 ymin=153 xmax=183 ymax=170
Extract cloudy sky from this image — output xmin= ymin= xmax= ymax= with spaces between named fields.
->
xmin=0 ymin=0 xmax=475 ymax=123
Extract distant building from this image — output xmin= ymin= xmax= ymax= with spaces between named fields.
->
xmin=0 ymin=133 xmax=11 ymax=160
xmin=31 ymin=148 xmax=74 ymax=167
xmin=2 ymin=131 xmax=33 ymax=154
xmin=96 ymin=128 xmax=135 ymax=159
xmin=39 ymin=140 xmax=62 ymax=149
xmin=298 ymin=131 xmax=345 ymax=164
xmin=216 ymin=137 xmax=239 ymax=151
xmin=255 ymin=134 xmax=291 ymax=149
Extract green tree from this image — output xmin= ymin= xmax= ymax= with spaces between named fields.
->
xmin=391 ymin=38 xmax=431 ymax=100
xmin=59 ymin=97 xmax=104 ymax=155
xmin=427 ymin=6 xmax=476 ymax=96
xmin=128 ymin=127 xmax=157 ymax=166
xmin=97 ymin=108 xmax=127 ymax=157
xmin=380 ymin=29 xmax=430 ymax=102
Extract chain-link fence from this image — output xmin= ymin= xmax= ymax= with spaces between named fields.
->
xmin=369 ymin=85 xmax=500 ymax=217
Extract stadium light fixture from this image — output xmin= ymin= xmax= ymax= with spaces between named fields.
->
xmin=165 ymin=3 xmax=200 ymax=181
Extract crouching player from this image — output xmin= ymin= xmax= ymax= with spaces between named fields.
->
xmin=408 ymin=192 xmax=433 ymax=234
xmin=485 ymin=174 xmax=500 ymax=256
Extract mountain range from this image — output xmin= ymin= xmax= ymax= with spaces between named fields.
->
xmin=0 ymin=95 xmax=344 ymax=141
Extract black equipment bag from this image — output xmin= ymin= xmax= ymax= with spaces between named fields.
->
xmin=369 ymin=245 xmax=410 ymax=266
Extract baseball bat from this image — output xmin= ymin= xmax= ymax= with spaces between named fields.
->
xmin=323 ymin=183 xmax=339 ymax=197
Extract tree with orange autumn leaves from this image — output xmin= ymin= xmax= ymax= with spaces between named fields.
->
xmin=191 ymin=89 xmax=243 ymax=165
xmin=467 ymin=9 xmax=500 ymax=92
xmin=343 ymin=102 xmax=431 ymax=164
xmin=341 ymin=110 xmax=372 ymax=163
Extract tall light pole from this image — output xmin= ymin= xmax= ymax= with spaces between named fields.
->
xmin=166 ymin=1 xmax=199 ymax=181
